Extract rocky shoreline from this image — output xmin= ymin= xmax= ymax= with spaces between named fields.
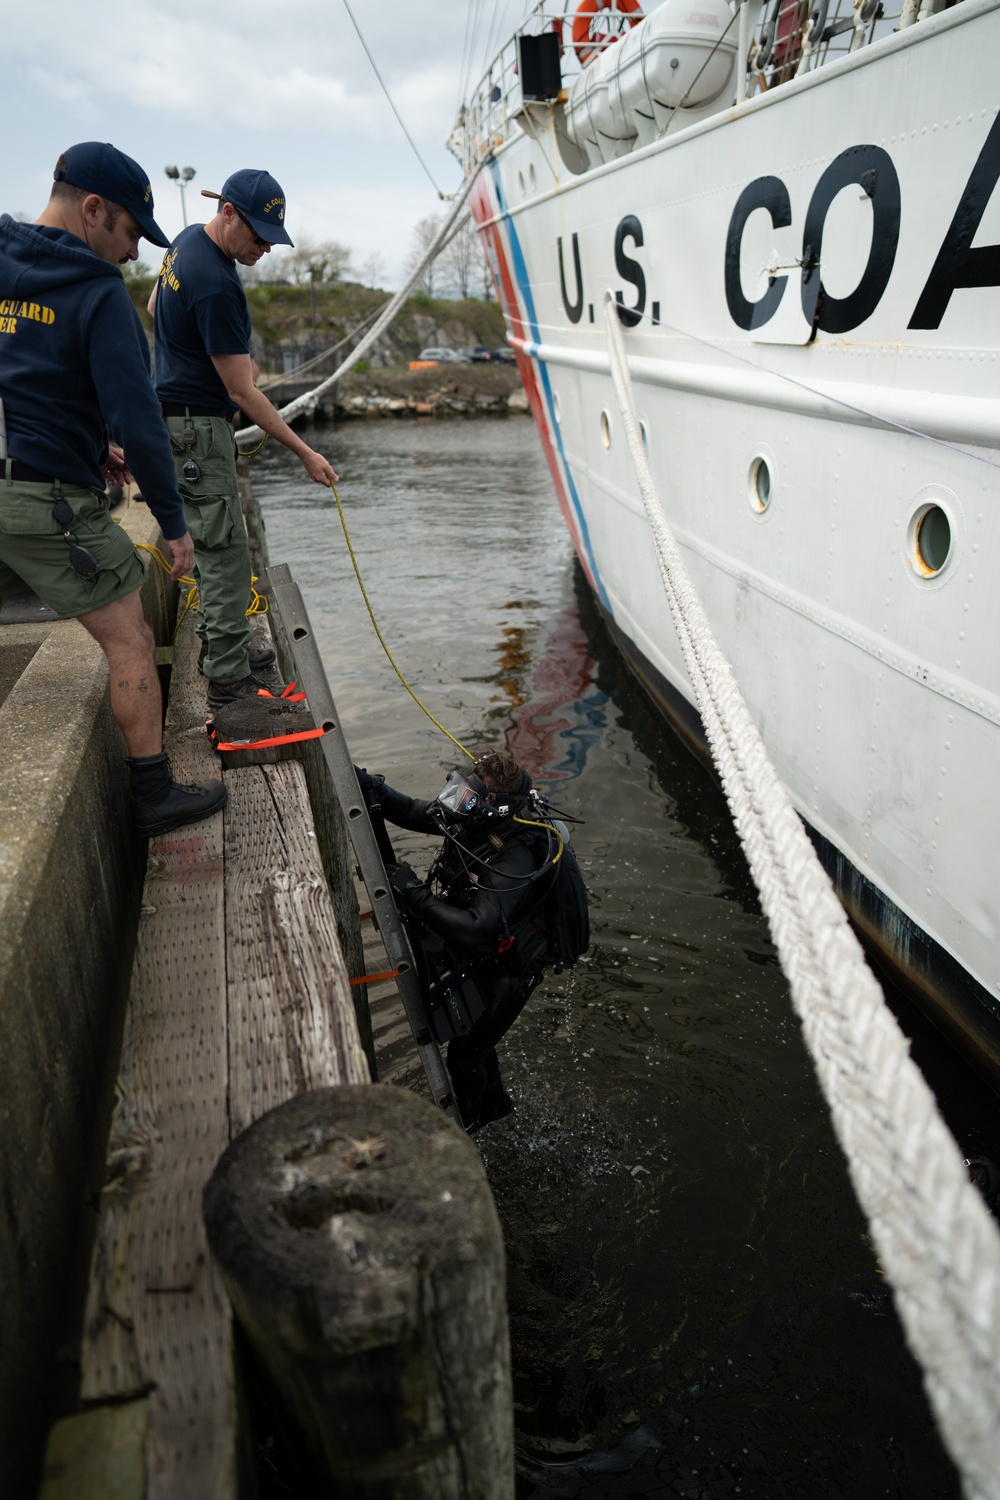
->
xmin=334 ymin=386 xmax=529 ymax=419
xmin=259 ymin=362 xmax=529 ymax=422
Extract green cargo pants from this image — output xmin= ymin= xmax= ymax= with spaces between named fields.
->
xmin=165 ymin=412 xmax=251 ymax=687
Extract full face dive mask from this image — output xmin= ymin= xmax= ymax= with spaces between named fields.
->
xmin=435 ymin=769 xmax=497 ymax=822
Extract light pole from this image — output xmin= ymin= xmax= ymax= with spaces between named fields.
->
xmin=164 ymin=165 xmax=196 ymax=227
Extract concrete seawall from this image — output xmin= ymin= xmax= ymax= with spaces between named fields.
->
xmin=0 ymin=502 xmax=173 ymax=1496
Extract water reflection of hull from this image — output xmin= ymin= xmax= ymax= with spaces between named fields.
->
xmin=504 ymin=594 xmax=606 ymax=786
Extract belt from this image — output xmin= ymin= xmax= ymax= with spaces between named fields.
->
xmin=161 ymin=402 xmax=233 ymax=420
xmin=5 ymin=459 xmax=59 ymax=484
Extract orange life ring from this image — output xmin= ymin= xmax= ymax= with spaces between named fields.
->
xmin=572 ymin=0 xmax=643 ymax=67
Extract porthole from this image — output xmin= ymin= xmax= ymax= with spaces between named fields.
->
xmin=529 ymin=163 xmax=537 ymax=194
xmin=600 ymin=409 xmax=612 ymax=449
xmin=750 ymin=456 xmax=771 ymax=512
xmin=909 ymin=503 xmax=953 ymax=577
xmin=518 ymin=170 xmax=526 ymax=199
xmin=639 ymin=417 xmax=649 ymax=453
xmin=552 ymin=391 xmax=561 ymax=424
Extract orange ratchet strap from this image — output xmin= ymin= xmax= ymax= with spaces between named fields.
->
xmin=206 ymin=681 xmax=319 ymax=752
xmin=206 ymin=719 xmax=327 ymax=753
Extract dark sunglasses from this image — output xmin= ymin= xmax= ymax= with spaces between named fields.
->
xmin=233 ymin=206 xmax=269 ymax=249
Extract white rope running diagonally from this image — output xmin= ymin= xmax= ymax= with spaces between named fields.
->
xmin=604 ymin=292 xmax=1000 ymax=1500
xmin=236 ymin=164 xmax=485 ymax=451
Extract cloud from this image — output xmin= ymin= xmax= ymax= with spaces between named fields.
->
xmin=5 ymin=0 xmax=518 ymax=277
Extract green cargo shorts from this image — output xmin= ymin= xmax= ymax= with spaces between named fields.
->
xmin=0 ymin=478 xmax=146 ymax=618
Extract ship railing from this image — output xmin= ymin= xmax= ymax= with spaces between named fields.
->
xmin=455 ymin=0 xmax=924 ymax=173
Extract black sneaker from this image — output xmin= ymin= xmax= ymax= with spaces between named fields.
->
xmin=198 ymin=629 xmax=277 ymax=677
xmin=131 ymin=777 xmax=228 ymax=838
xmin=207 ymin=671 xmax=295 ymax=710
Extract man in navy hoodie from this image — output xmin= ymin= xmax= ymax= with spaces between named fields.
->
xmin=0 ymin=142 xmax=226 ymax=836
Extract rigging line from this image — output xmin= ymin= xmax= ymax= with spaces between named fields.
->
xmin=341 ymin=0 xmax=444 ymax=198
xmin=458 ymin=0 xmax=483 ymax=116
xmin=604 ymin=304 xmax=1000 ymax=472
xmin=257 ymin=302 xmax=385 ymax=392
xmin=481 ymin=0 xmax=507 ymax=79
xmin=458 ymin=0 xmax=487 ymax=115
xmin=236 ymin=161 xmax=483 ymax=446
xmin=462 ymin=0 xmax=480 ymax=102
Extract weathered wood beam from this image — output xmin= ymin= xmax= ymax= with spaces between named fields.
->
xmin=80 ymin=615 xmax=236 ymax=1500
xmin=224 ymin=757 xmax=370 ymax=1139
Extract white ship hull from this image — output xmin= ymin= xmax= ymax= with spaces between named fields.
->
xmin=467 ymin=0 xmax=1000 ymax=1077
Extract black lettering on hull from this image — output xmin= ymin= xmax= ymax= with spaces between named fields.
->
xmin=909 ymin=111 xmax=1000 ymax=329
xmin=614 ymin=215 xmax=646 ymax=328
xmin=724 ymin=176 xmax=792 ymax=331
xmin=558 ymin=233 xmax=584 ymax=324
xmin=801 ymin=145 xmax=900 ymax=335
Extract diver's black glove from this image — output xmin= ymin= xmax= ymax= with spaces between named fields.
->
xmin=387 ymin=862 xmax=423 ymax=908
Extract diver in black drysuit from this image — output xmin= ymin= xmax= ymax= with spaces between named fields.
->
xmin=361 ymin=758 xmax=553 ymax=1132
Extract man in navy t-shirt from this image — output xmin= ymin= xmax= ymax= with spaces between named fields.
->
xmin=0 ymin=142 xmax=226 ymax=836
xmin=151 ymin=169 xmax=338 ymax=706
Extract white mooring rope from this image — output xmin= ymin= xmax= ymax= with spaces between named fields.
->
xmin=236 ymin=163 xmax=484 ymax=450
xmin=604 ymin=292 xmax=1000 ymax=1500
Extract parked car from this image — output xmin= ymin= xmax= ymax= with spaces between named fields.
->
xmin=491 ymin=347 xmax=515 ymax=363
xmin=468 ymin=346 xmax=492 ymax=363
xmin=417 ymin=347 xmax=463 ymax=363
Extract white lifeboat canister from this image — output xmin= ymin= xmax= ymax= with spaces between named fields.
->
xmin=565 ymin=0 xmax=738 ymax=160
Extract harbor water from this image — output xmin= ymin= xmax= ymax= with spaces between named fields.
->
xmin=252 ymin=415 xmax=997 ymax=1499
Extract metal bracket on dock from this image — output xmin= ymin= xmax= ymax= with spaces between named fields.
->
xmin=267 ymin=563 xmax=463 ymax=1127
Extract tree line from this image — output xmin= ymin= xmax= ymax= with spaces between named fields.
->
xmin=237 ymin=214 xmax=490 ymax=300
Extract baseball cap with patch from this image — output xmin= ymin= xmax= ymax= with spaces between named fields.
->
xmin=200 ymin=169 xmax=293 ymax=247
xmin=56 ymin=142 xmax=169 ymax=248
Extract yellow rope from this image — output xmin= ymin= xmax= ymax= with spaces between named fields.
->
xmin=329 ymin=478 xmax=474 ymax=760
xmin=135 ymin=543 xmax=266 ymax=643
xmin=246 ymin=578 xmax=269 ymax=616
xmin=135 ymin=541 xmax=195 ymax=587
xmin=513 ymin=815 xmax=564 ymax=859
xmin=328 ymin=477 xmax=563 ymax=857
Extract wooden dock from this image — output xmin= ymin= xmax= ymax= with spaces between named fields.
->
xmin=40 ymin=609 xmax=371 ymax=1500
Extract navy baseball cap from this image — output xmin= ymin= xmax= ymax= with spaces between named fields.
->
xmin=55 ymin=142 xmax=169 ymax=248
xmin=201 ymin=169 xmax=294 ymax=247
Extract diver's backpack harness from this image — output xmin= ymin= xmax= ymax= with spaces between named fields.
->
xmin=484 ymin=821 xmax=590 ymax=976
xmin=408 ymin=815 xmax=590 ymax=1044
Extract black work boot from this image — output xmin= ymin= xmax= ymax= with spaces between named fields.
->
xmin=198 ymin=627 xmax=276 ymax=677
xmin=127 ymin=753 xmax=228 ymax=838
xmin=207 ymin=672 xmax=298 ymax=710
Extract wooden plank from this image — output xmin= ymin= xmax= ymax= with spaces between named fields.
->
xmin=225 ymin=760 xmax=370 ymax=1139
xmin=80 ymin=613 xmax=235 ymax=1500
xmin=39 ymin=1401 xmax=148 ymax=1500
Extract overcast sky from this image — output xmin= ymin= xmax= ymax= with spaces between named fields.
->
xmin=3 ymin=0 xmax=533 ymax=286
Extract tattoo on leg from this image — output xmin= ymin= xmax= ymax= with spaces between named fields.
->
xmin=118 ymin=679 xmax=129 ymax=689
xmin=138 ymin=679 xmax=149 ymax=693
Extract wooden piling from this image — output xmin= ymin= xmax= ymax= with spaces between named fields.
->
xmin=203 ymin=1084 xmax=515 ymax=1500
